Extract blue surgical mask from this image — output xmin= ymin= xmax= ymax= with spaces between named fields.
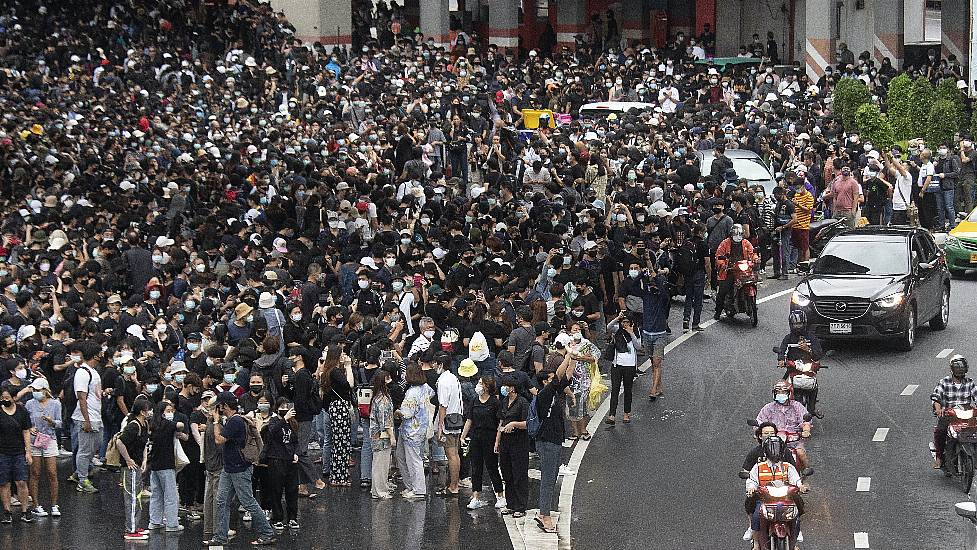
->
xmin=223 ymin=373 xmax=236 ymax=384
xmin=775 ymin=393 xmax=789 ymax=404
xmin=149 ymin=290 xmax=161 ymax=300
xmin=163 ymin=373 xmax=173 ymax=382
xmin=500 ymin=386 xmax=510 ymax=397
xmin=146 ymin=384 xmax=159 ymax=393
xmin=187 ymin=342 xmax=200 ymax=352
xmin=32 ymin=391 xmax=44 ymax=401
xmin=175 ymin=374 xmax=186 ymax=384
xmin=546 ymin=267 xmax=557 ymax=278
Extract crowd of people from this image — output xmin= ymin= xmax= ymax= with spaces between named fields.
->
xmin=0 ymin=0 xmax=974 ymax=545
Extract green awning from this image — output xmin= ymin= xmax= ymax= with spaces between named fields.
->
xmin=694 ymin=57 xmax=763 ymax=68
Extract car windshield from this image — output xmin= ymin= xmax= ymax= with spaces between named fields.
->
xmin=968 ymin=209 xmax=977 ymax=223
xmin=731 ymin=157 xmax=773 ymax=181
xmin=814 ymin=239 xmax=909 ymax=276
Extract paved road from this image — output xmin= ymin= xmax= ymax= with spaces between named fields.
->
xmin=573 ymin=274 xmax=977 ymax=550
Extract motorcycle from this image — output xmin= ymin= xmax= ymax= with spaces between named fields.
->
xmin=737 ymin=472 xmax=801 ymax=550
xmin=807 ymin=215 xmax=848 ymax=258
xmin=940 ymin=405 xmax=977 ymax=492
xmin=772 ymin=345 xmax=828 ymax=418
xmin=719 ymin=257 xmax=758 ymax=326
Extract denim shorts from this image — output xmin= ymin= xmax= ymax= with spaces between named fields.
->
xmin=0 ymin=453 xmax=28 ymax=484
xmin=641 ymin=331 xmax=668 ymax=360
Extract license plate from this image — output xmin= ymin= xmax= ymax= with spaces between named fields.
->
xmin=829 ymin=322 xmax=852 ymax=334
xmin=970 ymin=253 xmax=977 ymax=263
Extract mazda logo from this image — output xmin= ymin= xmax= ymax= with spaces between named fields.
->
xmin=835 ymin=302 xmax=847 ymax=311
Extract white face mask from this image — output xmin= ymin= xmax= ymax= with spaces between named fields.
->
xmin=384 ymin=257 xmax=396 ymax=267
xmin=392 ymin=280 xmax=405 ymax=292
xmin=732 ymin=235 xmax=743 ymax=243
xmin=423 ymin=329 xmax=435 ymax=339
xmin=475 ymin=383 xmax=484 ymax=396
xmin=358 ymin=279 xmax=369 ymax=289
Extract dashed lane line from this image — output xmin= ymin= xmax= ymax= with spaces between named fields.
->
xmin=856 ymin=477 xmax=871 ymax=492
xmin=872 ymin=428 xmax=890 ymax=442
xmin=937 ymin=348 xmax=955 ymax=359
xmin=900 ymin=385 xmax=919 ymax=396
xmin=854 ymin=532 xmax=870 ymax=548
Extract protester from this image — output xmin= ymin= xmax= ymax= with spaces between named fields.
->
xmin=25 ymin=377 xmax=60 ymax=518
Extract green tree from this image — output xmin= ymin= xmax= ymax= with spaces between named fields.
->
xmin=832 ymin=78 xmax=872 ymax=130
xmin=935 ymin=77 xmax=967 ymax=130
xmin=855 ymin=103 xmax=895 ymax=150
xmin=885 ymin=73 xmax=915 ymax=140
xmin=907 ymin=77 xmax=936 ymax=140
xmin=926 ymin=99 xmax=961 ymax=147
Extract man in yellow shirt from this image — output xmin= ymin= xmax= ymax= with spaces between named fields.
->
xmin=789 ymin=177 xmax=815 ymax=262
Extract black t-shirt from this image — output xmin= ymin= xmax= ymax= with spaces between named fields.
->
xmin=464 ymin=396 xmax=501 ymax=440
xmin=535 ymin=376 xmax=571 ymax=444
xmin=147 ymin=418 xmax=178 ymax=471
xmin=0 ymin=405 xmax=31 ymax=454
xmin=119 ymin=418 xmax=148 ymax=464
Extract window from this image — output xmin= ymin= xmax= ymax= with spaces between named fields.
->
xmin=833 ymin=2 xmax=843 ymax=39
xmin=924 ymin=0 xmax=942 ymax=43
xmin=536 ymin=0 xmax=548 ymax=19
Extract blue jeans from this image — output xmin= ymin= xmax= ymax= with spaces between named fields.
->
xmin=779 ymin=234 xmax=797 ymax=273
xmin=537 ymin=440 xmax=562 ymax=516
xmin=936 ymin=188 xmax=956 ymax=229
xmin=683 ymin=270 xmax=706 ymax=326
xmin=359 ymin=417 xmax=373 ymax=481
xmin=215 ymin=467 xmax=274 ymax=541
xmin=316 ymin=411 xmax=333 ymax=477
xmin=149 ymin=469 xmax=179 ymax=528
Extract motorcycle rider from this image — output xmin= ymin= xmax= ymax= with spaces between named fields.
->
xmin=713 ymin=224 xmax=757 ymax=320
xmin=931 ymin=355 xmax=977 ymax=470
xmin=777 ymin=310 xmax=824 ymax=418
xmin=756 ymin=380 xmax=812 ymax=474
xmin=745 ymin=436 xmax=808 ymax=549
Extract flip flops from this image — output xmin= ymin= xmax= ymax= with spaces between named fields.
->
xmin=535 ymin=517 xmax=557 ymax=533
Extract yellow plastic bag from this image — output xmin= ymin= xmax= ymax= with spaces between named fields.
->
xmin=587 ymin=359 xmax=607 ymax=411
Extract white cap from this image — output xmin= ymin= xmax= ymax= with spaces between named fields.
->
xmin=155 ymin=236 xmax=175 ymax=247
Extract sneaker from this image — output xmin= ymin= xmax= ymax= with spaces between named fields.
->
xmin=59 ymin=447 xmax=73 ymax=457
xmin=1 ymin=512 xmax=11 ymax=524
xmin=165 ymin=525 xmax=184 ymax=532
xmin=21 ymin=513 xmax=34 ymax=523
xmin=203 ymin=539 xmax=229 ymax=546
xmin=692 ymin=325 xmax=703 ymax=332
xmin=252 ymin=536 xmax=277 ymax=546
xmin=50 ymin=505 xmax=61 ymax=517
xmin=32 ymin=506 xmax=47 ymax=517
xmin=495 ymin=497 xmax=507 ymax=509
xmin=307 ymin=441 xmax=321 ymax=451
xmin=401 ymin=490 xmax=425 ymax=500
xmin=288 ymin=520 xmax=299 ymax=529
xmin=558 ymin=465 xmax=576 ymax=476
xmin=10 ymin=496 xmax=19 ymax=506
xmin=273 ymin=521 xmax=284 ymax=531
xmin=743 ymin=527 xmax=754 ymax=541
xmin=67 ymin=472 xmax=78 ymax=484
xmin=76 ymin=480 xmax=99 ymax=493
xmin=148 ymin=523 xmax=164 ymax=530
xmin=186 ymin=511 xmax=201 ymax=521
xmin=124 ymin=531 xmax=150 ymax=541
xmin=458 ymin=478 xmax=472 ymax=489
xmin=682 ymin=321 xmax=690 ymax=333
xmin=797 ymin=531 xmax=804 ymax=542
xmin=467 ymin=497 xmax=487 ymax=510
xmin=243 ymin=511 xmax=252 ymax=522
xmin=91 ymin=456 xmax=104 ymax=467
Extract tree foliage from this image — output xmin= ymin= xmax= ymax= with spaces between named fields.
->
xmin=832 ymin=78 xmax=872 ymax=130
xmin=885 ymin=73 xmax=916 ymax=140
xmin=855 ymin=103 xmax=894 ymax=151
xmin=926 ymin=99 xmax=961 ymax=147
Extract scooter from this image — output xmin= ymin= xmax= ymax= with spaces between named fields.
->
xmin=772 ymin=345 xmax=828 ymax=418
xmin=719 ymin=258 xmax=759 ymax=326
xmin=807 ymin=215 xmax=848 ymax=258
xmin=940 ymin=405 xmax=977 ymax=493
xmin=737 ymin=472 xmax=801 ymax=550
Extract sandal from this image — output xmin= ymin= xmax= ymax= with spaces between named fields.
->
xmin=511 ymin=511 xmax=526 ymax=518
xmin=623 ymin=414 xmax=631 ymax=423
xmin=604 ymin=416 xmax=616 ymax=425
xmin=534 ymin=517 xmax=557 ymax=533
xmin=580 ymin=432 xmax=592 ymax=441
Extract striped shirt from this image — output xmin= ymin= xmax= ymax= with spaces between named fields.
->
xmin=931 ymin=375 xmax=977 ymax=408
xmin=792 ymin=189 xmax=814 ymax=230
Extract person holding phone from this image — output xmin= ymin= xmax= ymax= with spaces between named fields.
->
xmin=260 ymin=397 xmax=300 ymax=529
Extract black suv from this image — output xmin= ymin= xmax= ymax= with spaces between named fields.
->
xmin=789 ymin=227 xmax=950 ymax=351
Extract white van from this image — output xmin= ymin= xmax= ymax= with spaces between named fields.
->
xmin=577 ymin=101 xmax=656 ymax=119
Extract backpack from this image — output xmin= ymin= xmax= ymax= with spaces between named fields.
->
xmin=62 ymin=365 xmax=90 ymax=417
xmin=241 ymin=416 xmax=263 ymax=465
xmin=105 ymin=418 xmax=136 ymax=468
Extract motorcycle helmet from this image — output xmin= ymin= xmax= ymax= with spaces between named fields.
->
xmin=762 ymin=435 xmax=786 ymax=462
xmin=950 ymin=354 xmax=969 ymax=377
xmin=788 ymin=310 xmax=807 ymax=333
xmin=730 ymin=224 xmax=744 ymax=243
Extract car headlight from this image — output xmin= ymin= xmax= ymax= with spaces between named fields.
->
xmin=791 ymin=290 xmax=810 ymax=307
xmin=945 ymin=235 xmax=961 ymax=249
xmin=876 ymin=292 xmax=904 ymax=308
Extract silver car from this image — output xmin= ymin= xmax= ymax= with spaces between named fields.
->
xmin=694 ymin=148 xmax=778 ymax=195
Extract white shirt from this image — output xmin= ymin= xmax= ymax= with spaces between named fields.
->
xmin=658 ymin=86 xmax=679 ymax=113
xmin=72 ymin=364 xmax=103 ymax=426
xmin=436 ymin=370 xmax=463 ymax=433
xmin=891 ymin=171 xmax=913 ymax=210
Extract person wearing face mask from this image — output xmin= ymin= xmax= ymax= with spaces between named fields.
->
xmin=459 ymin=375 xmax=505 ymax=510
xmin=713 ymin=224 xmax=757 ymax=320
xmin=934 ymin=143 xmax=961 ymax=232
xmin=215 ymin=365 xmax=246 ymax=398
xmin=284 ymin=346 xmax=326 ymax=496
xmin=368 ymin=367 xmax=396 ymax=500
xmin=755 ymin=380 xmax=812 ymax=474
xmin=388 ymin=275 xmax=419 ymax=337
xmin=25 ymin=377 xmax=61 ymax=518
xmin=259 ymin=397 xmax=299 ymax=530
xmin=0 ymin=385 xmax=34 ymax=524
xmin=118 ymin=399 xmax=151 ymax=540
xmin=146 ymin=400 xmax=189 ymax=533
xmin=68 ymin=342 xmax=102 ymax=494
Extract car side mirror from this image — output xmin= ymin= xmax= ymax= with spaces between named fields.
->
xmin=956 ymin=501 xmax=977 ymax=523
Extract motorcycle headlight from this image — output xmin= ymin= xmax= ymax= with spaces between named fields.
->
xmin=875 ymin=292 xmax=904 ymax=308
xmin=791 ymin=290 xmax=810 ymax=307
xmin=737 ymin=261 xmax=750 ymax=272
xmin=945 ymin=235 xmax=961 ymax=249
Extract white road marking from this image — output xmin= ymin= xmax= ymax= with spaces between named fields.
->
xmin=854 ymin=532 xmax=870 ymax=548
xmin=530 ymin=286 xmax=794 ymax=550
xmin=872 ymin=428 xmax=890 ymax=442
xmin=856 ymin=477 xmax=871 ymax=492
xmin=937 ymin=348 xmax=955 ymax=359
xmin=900 ymin=385 xmax=919 ymax=396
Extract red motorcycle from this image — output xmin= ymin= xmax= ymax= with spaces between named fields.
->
xmin=942 ymin=406 xmax=977 ymax=492
xmin=721 ymin=258 xmax=759 ymax=326
xmin=755 ymin=482 xmax=801 ymax=550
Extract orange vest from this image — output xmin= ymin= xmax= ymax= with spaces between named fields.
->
xmin=757 ymin=462 xmax=790 ymax=486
